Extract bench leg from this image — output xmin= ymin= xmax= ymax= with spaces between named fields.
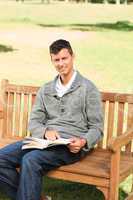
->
xmin=109 ymin=181 xmax=119 ymax=200
xmin=97 ymin=187 xmax=109 ymax=200
xmin=131 ymin=173 xmax=133 ymax=192
xmin=109 ymin=151 xmax=120 ymax=200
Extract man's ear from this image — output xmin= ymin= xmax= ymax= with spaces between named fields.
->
xmin=72 ymin=53 xmax=75 ymax=59
xmin=50 ymin=54 xmax=52 ymax=61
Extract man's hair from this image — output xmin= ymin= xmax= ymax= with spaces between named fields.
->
xmin=49 ymin=39 xmax=73 ymax=55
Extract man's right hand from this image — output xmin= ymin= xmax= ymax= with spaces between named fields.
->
xmin=44 ymin=130 xmax=60 ymax=140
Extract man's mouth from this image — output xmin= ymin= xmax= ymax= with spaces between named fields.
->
xmin=59 ymin=67 xmax=66 ymax=72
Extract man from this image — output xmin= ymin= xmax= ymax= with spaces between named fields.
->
xmin=0 ymin=39 xmax=103 ymax=200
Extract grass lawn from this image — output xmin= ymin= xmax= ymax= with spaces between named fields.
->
xmin=0 ymin=176 xmax=132 ymax=200
xmin=0 ymin=1 xmax=133 ymax=199
xmin=0 ymin=1 xmax=133 ymax=92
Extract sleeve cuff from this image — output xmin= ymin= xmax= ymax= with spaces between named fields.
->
xmin=82 ymin=129 xmax=103 ymax=151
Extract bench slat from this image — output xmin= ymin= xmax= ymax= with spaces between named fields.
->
xmin=22 ymin=94 xmax=29 ymax=136
xmin=126 ymin=103 xmax=133 ymax=152
xmin=107 ymin=102 xmax=115 ymax=144
xmin=14 ymin=93 xmax=21 ymax=136
xmin=5 ymin=84 xmax=39 ymax=95
xmin=117 ymin=102 xmax=124 ymax=136
xmin=7 ymin=92 xmax=14 ymax=137
xmin=101 ymin=92 xmax=133 ymax=103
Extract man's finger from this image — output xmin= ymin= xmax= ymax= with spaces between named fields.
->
xmin=55 ymin=132 xmax=60 ymax=139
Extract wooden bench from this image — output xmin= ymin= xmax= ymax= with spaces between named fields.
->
xmin=0 ymin=79 xmax=133 ymax=200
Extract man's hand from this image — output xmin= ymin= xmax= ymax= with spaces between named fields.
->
xmin=45 ymin=130 xmax=60 ymax=140
xmin=68 ymin=137 xmax=87 ymax=153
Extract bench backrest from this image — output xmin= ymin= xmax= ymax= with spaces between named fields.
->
xmin=0 ymin=79 xmax=133 ymax=152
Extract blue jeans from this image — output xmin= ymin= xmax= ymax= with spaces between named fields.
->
xmin=0 ymin=141 xmax=84 ymax=200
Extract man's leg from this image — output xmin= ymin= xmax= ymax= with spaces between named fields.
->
xmin=0 ymin=141 xmax=29 ymax=200
xmin=16 ymin=145 xmax=82 ymax=200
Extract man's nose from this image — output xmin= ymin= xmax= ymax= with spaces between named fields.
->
xmin=58 ymin=59 xmax=64 ymax=66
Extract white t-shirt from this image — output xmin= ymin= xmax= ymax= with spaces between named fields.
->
xmin=55 ymin=71 xmax=77 ymax=97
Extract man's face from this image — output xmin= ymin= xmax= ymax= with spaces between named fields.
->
xmin=50 ymin=48 xmax=74 ymax=76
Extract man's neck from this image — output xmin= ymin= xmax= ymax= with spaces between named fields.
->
xmin=60 ymin=70 xmax=74 ymax=85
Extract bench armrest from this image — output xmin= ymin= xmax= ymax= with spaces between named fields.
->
xmin=0 ymin=112 xmax=3 ymax=119
xmin=108 ymin=127 xmax=133 ymax=152
xmin=0 ymin=101 xmax=4 ymax=119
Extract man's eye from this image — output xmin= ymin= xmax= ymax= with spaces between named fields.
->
xmin=62 ymin=57 xmax=67 ymax=60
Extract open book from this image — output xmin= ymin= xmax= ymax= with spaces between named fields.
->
xmin=22 ymin=137 xmax=71 ymax=150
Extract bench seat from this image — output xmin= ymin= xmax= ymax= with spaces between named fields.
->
xmin=48 ymin=148 xmax=133 ymax=188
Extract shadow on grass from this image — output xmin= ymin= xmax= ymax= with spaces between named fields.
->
xmin=38 ymin=20 xmax=133 ymax=32
xmin=0 ymin=178 xmax=128 ymax=200
xmin=43 ymin=177 xmax=128 ymax=200
xmin=0 ymin=44 xmax=15 ymax=53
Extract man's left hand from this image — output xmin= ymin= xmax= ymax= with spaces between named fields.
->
xmin=68 ymin=137 xmax=86 ymax=153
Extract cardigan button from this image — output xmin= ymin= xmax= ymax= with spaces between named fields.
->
xmin=61 ymin=108 xmax=65 ymax=113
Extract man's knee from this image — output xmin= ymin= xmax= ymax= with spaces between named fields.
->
xmin=0 ymin=151 xmax=9 ymax=167
xmin=21 ymin=152 xmax=43 ymax=172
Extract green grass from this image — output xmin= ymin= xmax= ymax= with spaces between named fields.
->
xmin=43 ymin=177 xmax=132 ymax=200
xmin=0 ymin=1 xmax=133 ymax=92
xmin=1 ymin=1 xmax=133 ymax=24
xmin=0 ymin=1 xmax=133 ymax=199
xmin=0 ymin=176 xmax=131 ymax=200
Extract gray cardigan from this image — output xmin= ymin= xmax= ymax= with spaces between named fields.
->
xmin=28 ymin=71 xmax=103 ymax=150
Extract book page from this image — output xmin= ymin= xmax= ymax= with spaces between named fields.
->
xmin=22 ymin=137 xmax=71 ymax=150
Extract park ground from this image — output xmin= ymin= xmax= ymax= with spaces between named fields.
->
xmin=0 ymin=1 xmax=133 ymax=92
xmin=0 ymin=1 xmax=133 ymax=199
